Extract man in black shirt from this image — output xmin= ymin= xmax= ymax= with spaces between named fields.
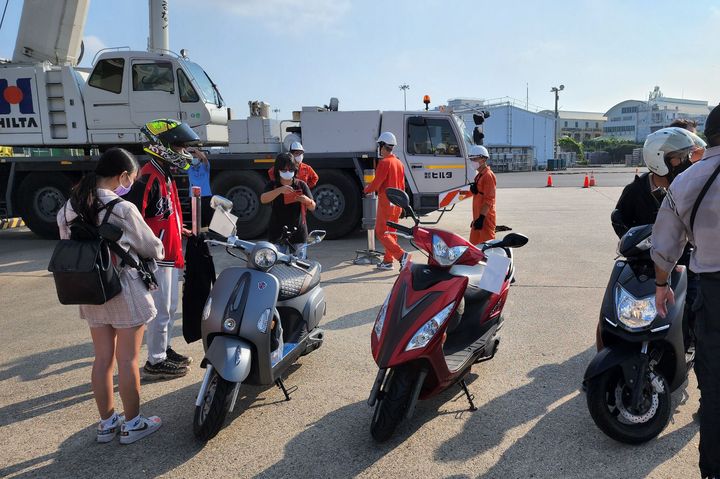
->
xmin=260 ymin=153 xmax=316 ymax=259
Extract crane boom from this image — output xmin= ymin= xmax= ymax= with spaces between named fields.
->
xmin=12 ymin=0 xmax=90 ymax=65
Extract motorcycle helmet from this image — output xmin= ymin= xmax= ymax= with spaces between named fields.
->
xmin=643 ymin=127 xmax=694 ymax=179
xmin=141 ymin=119 xmax=201 ymax=171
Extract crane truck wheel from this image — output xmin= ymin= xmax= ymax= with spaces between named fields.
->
xmin=308 ymin=170 xmax=360 ymax=239
xmin=211 ymin=170 xmax=270 ymax=239
xmin=18 ymin=173 xmax=73 ymax=239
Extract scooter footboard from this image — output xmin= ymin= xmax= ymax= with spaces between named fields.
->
xmin=203 ymin=336 xmax=253 ymax=383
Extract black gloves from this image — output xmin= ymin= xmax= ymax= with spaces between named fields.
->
xmin=472 ymin=215 xmax=485 ymax=230
xmin=469 ymin=182 xmax=479 ymax=195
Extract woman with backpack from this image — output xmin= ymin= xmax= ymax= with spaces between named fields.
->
xmin=56 ymin=148 xmax=165 ymax=444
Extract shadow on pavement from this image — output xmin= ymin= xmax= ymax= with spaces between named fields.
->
xmin=0 ymin=327 xmax=186 ymax=428
xmin=430 ymin=348 xmax=697 ymax=478
xmin=321 ymin=307 xmax=378 ymax=331
xmin=0 ymin=383 xmax=205 ymax=478
xmin=253 ymin=374 xmax=482 ymax=479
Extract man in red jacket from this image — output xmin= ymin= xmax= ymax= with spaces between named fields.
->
xmin=126 ymin=119 xmax=199 ymax=379
xmin=364 ymin=132 xmax=409 ymax=270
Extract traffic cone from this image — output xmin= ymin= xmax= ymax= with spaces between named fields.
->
xmin=546 ymin=175 xmax=553 ymax=187
xmin=589 ymin=172 xmax=596 ymax=187
xmin=583 ymin=175 xmax=590 ymax=188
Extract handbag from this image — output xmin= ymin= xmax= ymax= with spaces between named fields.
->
xmin=48 ymin=199 xmax=123 ymax=305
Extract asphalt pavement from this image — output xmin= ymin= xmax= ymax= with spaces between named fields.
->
xmin=0 ymin=167 xmax=701 ymax=479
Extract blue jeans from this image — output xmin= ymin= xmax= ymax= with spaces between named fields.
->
xmin=277 ymin=243 xmax=307 ymax=259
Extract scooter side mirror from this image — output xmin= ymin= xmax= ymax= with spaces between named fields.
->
xmin=486 ymin=233 xmax=528 ymax=250
xmin=210 ymin=195 xmax=233 ymax=212
xmin=386 ymin=188 xmax=410 ymax=210
xmin=308 ymin=230 xmax=326 ymax=245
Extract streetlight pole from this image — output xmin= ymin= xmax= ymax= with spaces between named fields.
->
xmin=272 ymin=108 xmax=280 ymax=121
xmin=399 ymin=84 xmax=410 ymax=111
xmin=550 ymin=85 xmax=564 ymax=159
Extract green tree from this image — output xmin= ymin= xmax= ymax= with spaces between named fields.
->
xmin=559 ymin=136 xmax=585 ymax=164
xmin=584 ymin=137 xmax=642 ymax=163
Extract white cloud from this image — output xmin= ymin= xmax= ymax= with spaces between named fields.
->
xmin=209 ymin=0 xmax=351 ymax=32
xmin=80 ymin=35 xmax=107 ymax=66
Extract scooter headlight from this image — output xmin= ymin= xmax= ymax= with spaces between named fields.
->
xmin=615 ymin=285 xmax=656 ymax=330
xmin=253 ymin=247 xmax=277 ymax=270
xmin=432 ymin=235 xmax=468 ymax=267
xmin=373 ymin=292 xmax=391 ymax=339
xmin=405 ymin=301 xmax=456 ymax=351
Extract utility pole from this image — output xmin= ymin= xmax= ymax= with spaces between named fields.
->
xmin=550 ymin=85 xmax=564 ymax=159
xmin=273 ymin=108 xmax=280 ymax=121
xmin=399 ymin=84 xmax=410 ymax=111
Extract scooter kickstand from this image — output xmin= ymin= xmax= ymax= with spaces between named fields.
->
xmin=275 ymin=378 xmax=292 ymax=401
xmin=460 ymin=379 xmax=477 ymax=411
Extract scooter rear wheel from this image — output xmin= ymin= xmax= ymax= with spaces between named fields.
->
xmin=193 ymin=369 xmax=236 ymax=441
xmin=586 ymin=367 xmax=671 ymax=444
xmin=370 ymin=365 xmax=418 ymax=442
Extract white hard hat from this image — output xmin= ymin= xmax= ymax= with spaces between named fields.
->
xmin=468 ymin=145 xmax=489 ymax=158
xmin=643 ymin=127 xmax=694 ymax=176
xmin=289 ymin=141 xmax=304 ymax=152
xmin=377 ymin=131 xmax=397 ymax=146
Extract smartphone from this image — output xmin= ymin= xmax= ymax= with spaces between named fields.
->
xmin=283 ymin=189 xmax=303 ymax=205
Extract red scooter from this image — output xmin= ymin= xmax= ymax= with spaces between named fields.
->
xmin=367 ymin=188 xmax=528 ymax=442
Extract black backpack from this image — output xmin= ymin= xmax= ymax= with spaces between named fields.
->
xmin=48 ymin=199 xmax=124 ymax=305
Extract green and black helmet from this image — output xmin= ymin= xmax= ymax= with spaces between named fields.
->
xmin=141 ymin=119 xmax=200 ymax=170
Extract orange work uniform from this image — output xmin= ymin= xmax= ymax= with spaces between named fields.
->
xmin=469 ymin=165 xmax=497 ymax=245
xmin=364 ymin=154 xmax=406 ymax=263
xmin=268 ymin=162 xmax=319 ymax=189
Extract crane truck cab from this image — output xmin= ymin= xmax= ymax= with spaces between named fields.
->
xmin=0 ymin=50 xmax=227 ymax=149
xmin=83 ymin=50 xmax=228 ymax=147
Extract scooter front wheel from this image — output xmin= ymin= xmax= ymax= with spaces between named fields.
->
xmin=193 ymin=368 xmax=236 ymax=441
xmin=586 ymin=367 xmax=671 ymax=444
xmin=370 ymin=365 xmax=418 ymax=442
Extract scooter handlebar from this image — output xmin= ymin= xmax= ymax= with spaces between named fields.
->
xmin=386 ymin=221 xmax=414 ymax=236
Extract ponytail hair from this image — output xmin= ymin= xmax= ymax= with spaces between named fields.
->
xmin=69 ymin=148 xmax=139 ymax=224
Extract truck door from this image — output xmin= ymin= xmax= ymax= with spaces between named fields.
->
xmin=129 ymin=60 xmax=181 ymax=127
xmin=84 ymin=57 xmax=132 ymax=129
xmin=403 ymin=115 xmax=467 ymax=195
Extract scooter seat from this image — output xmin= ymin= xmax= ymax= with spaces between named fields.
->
xmin=270 ymin=261 xmax=322 ymax=301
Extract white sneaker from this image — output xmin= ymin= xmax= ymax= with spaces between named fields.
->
xmin=96 ymin=413 xmax=124 ymax=443
xmin=119 ymin=415 xmax=162 ymax=444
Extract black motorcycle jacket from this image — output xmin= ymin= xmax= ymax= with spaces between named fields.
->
xmin=613 ymin=173 xmax=661 ymax=237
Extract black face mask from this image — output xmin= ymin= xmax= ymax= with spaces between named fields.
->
xmin=665 ymin=156 xmax=692 ymax=183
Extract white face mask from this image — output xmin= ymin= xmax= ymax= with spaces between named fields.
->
xmin=279 ymin=170 xmax=295 ymax=180
xmin=191 ymin=158 xmax=200 ymax=166
xmin=293 ymin=153 xmax=304 ymax=163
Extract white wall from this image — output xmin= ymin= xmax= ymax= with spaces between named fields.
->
xmin=464 ymin=105 xmax=554 ymax=167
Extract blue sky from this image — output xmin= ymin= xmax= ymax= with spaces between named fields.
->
xmin=1 ymin=0 xmax=719 ymax=118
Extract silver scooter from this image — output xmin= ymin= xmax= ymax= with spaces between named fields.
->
xmin=193 ymin=196 xmax=326 ymax=440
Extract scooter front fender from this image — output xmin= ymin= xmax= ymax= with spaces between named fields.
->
xmin=203 ymin=336 xmax=252 ymax=383
xmin=583 ymin=344 xmax=641 ymax=384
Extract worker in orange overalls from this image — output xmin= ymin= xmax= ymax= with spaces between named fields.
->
xmin=468 ymin=145 xmax=497 ymax=245
xmin=268 ymin=141 xmax=319 ymax=188
xmin=363 ymin=132 xmax=409 ymax=270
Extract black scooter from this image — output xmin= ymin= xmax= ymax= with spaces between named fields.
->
xmin=583 ymin=224 xmax=693 ymax=444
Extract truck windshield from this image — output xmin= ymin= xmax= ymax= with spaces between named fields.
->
xmin=183 ymin=61 xmax=224 ymax=107
xmin=453 ymin=114 xmax=474 ymax=156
